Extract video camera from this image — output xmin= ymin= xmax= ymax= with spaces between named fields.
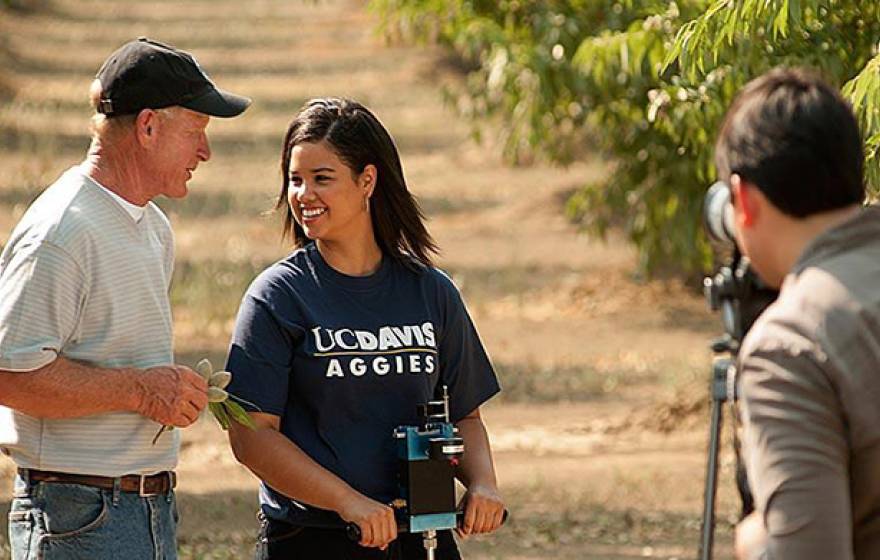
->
xmin=702 ymin=182 xmax=778 ymax=348
xmin=698 ymin=181 xmax=777 ymax=560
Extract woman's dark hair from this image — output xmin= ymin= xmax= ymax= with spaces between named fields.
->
xmin=715 ymin=67 xmax=864 ymax=217
xmin=277 ymin=97 xmax=438 ymax=268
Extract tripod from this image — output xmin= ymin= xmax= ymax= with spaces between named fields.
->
xmin=699 ymin=342 xmax=737 ymax=560
xmin=699 ymin=256 xmax=773 ymax=560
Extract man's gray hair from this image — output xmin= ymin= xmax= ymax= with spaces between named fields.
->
xmin=88 ymin=79 xmax=179 ymax=142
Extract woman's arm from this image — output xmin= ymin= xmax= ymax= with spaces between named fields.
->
xmin=455 ymin=407 xmax=505 ymax=536
xmin=228 ymin=412 xmax=397 ymax=549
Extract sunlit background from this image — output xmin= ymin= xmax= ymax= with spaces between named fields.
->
xmin=0 ymin=1 xmax=749 ymax=558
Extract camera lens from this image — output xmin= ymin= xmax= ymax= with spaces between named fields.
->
xmin=703 ymin=181 xmax=736 ymax=246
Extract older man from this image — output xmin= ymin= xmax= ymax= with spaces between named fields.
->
xmin=0 ymin=38 xmax=250 ymax=559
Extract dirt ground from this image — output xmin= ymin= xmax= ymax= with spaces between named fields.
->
xmin=0 ymin=1 xmax=740 ymax=558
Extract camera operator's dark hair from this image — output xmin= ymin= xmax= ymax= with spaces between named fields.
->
xmin=277 ymin=97 xmax=438 ymax=268
xmin=715 ymin=67 xmax=865 ymax=217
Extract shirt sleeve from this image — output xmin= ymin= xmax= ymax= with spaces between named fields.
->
xmin=434 ymin=272 xmax=500 ymax=422
xmin=0 ymin=241 xmax=86 ymax=372
xmin=163 ymin=226 xmax=174 ymax=290
xmin=738 ymin=344 xmax=853 ymax=560
xmin=225 ymin=287 xmax=302 ymax=417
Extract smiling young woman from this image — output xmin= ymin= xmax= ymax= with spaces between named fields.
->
xmin=223 ymin=98 xmax=505 ymax=560
xmin=278 ymin=98 xmax=438 ymax=275
xmin=285 ymin=140 xmax=380 ymax=275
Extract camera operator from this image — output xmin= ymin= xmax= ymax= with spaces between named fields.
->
xmin=715 ymin=68 xmax=880 ymax=560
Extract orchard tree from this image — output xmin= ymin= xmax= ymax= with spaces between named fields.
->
xmin=370 ymin=0 xmax=880 ymax=275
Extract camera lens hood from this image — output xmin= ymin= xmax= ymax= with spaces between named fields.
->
xmin=703 ymin=181 xmax=736 ymax=246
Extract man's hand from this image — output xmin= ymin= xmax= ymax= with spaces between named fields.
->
xmin=338 ymin=492 xmax=397 ymax=550
xmin=736 ymin=511 xmax=768 ymax=560
xmin=135 ymin=365 xmax=208 ymax=427
xmin=457 ymin=483 xmax=505 ymax=537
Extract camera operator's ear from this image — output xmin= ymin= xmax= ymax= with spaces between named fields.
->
xmin=731 ymin=174 xmax=760 ymax=228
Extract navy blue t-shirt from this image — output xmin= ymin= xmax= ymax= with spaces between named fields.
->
xmin=225 ymin=243 xmax=500 ymax=527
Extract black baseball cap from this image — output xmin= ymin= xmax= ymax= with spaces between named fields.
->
xmin=95 ymin=37 xmax=251 ymax=118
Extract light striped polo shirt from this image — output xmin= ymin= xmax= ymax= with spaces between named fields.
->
xmin=0 ymin=166 xmax=179 ymax=476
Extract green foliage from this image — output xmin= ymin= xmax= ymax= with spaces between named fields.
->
xmin=370 ymin=0 xmax=880 ymax=275
xmin=0 ymin=0 xmax=41 ymax=10
xmin=842 ymin=54 xmax=880 ymax=190
xmin=209 ymin=402 xmax=232 ymax=430
xmin=667 ymin=0 xmax=880 ymax=188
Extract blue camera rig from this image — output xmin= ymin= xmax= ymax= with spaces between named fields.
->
xmin=347 ymin=386 xmax=508 ymax=558
xmin=348 ymin=386 xmax=464 ymax=559
xmin=395 ymin=386 xmax=464 ymax=542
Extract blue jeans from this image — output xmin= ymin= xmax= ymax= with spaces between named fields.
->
xmin=8 ymin=472 xmax=178 ymax=560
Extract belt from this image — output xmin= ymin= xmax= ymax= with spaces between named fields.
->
xmin=20 ymin=468 xmax=176 ymax=497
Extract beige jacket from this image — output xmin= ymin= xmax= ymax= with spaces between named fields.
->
xmin=738 ymin=206 xmax=880 ymax=560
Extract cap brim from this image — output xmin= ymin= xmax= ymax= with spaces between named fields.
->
xmin=181 ymin=86 xmax=251 ymax=118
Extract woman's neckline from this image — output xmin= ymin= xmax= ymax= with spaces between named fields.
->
xmin=307 ymin=243 xmax=391 ymax=292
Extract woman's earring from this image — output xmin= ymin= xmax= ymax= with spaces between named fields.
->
xmin=363 ymin=179 xmax=371 ymax=212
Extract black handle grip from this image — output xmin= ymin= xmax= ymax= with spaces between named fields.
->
xmin=345 ymin=509 xmax=509 ymax=542
xmin=457 ymin=508 xmax=510 ymax=528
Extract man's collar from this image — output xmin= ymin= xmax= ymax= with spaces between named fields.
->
xmin=78 ymin=164 xmax=147 ymax=223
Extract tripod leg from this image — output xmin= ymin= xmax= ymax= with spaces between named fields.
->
xmin=699 ymin=395 xmax=724 ymax=560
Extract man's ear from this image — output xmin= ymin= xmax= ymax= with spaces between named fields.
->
xmin=135 ymin=109 xmax=158 ymax=147
xmin=731 ymin=173 xmax=760 ymax=228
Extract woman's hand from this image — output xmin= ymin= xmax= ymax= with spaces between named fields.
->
xmin=457 ymin=483 xmax=505 ymax=537
xmin=338 ymin=492 xmax=397 ymax=550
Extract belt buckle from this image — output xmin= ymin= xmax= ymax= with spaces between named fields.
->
xmin=138 ymin=474 xmax=157 ymax=497
xmin=138 ymin=472 xmax=172 ymax=497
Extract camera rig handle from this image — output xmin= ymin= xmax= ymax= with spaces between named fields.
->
xmin=345 ymin=508 xmax=510 ymax=539
xmin=345 ymin=509 xmax=510 ymax=546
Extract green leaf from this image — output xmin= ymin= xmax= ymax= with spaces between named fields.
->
xmin=209 ymin=401 xmax=231 ymax=430
xmin=772 ymin=0 xmax=789 ymax=38
xmin=229 ymin=393 xmax=263 ymax=412
xmin=789 ymin=0 xmax=802 ymax=28
xmin=224 ymin=400 xmax=258 ymax=430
